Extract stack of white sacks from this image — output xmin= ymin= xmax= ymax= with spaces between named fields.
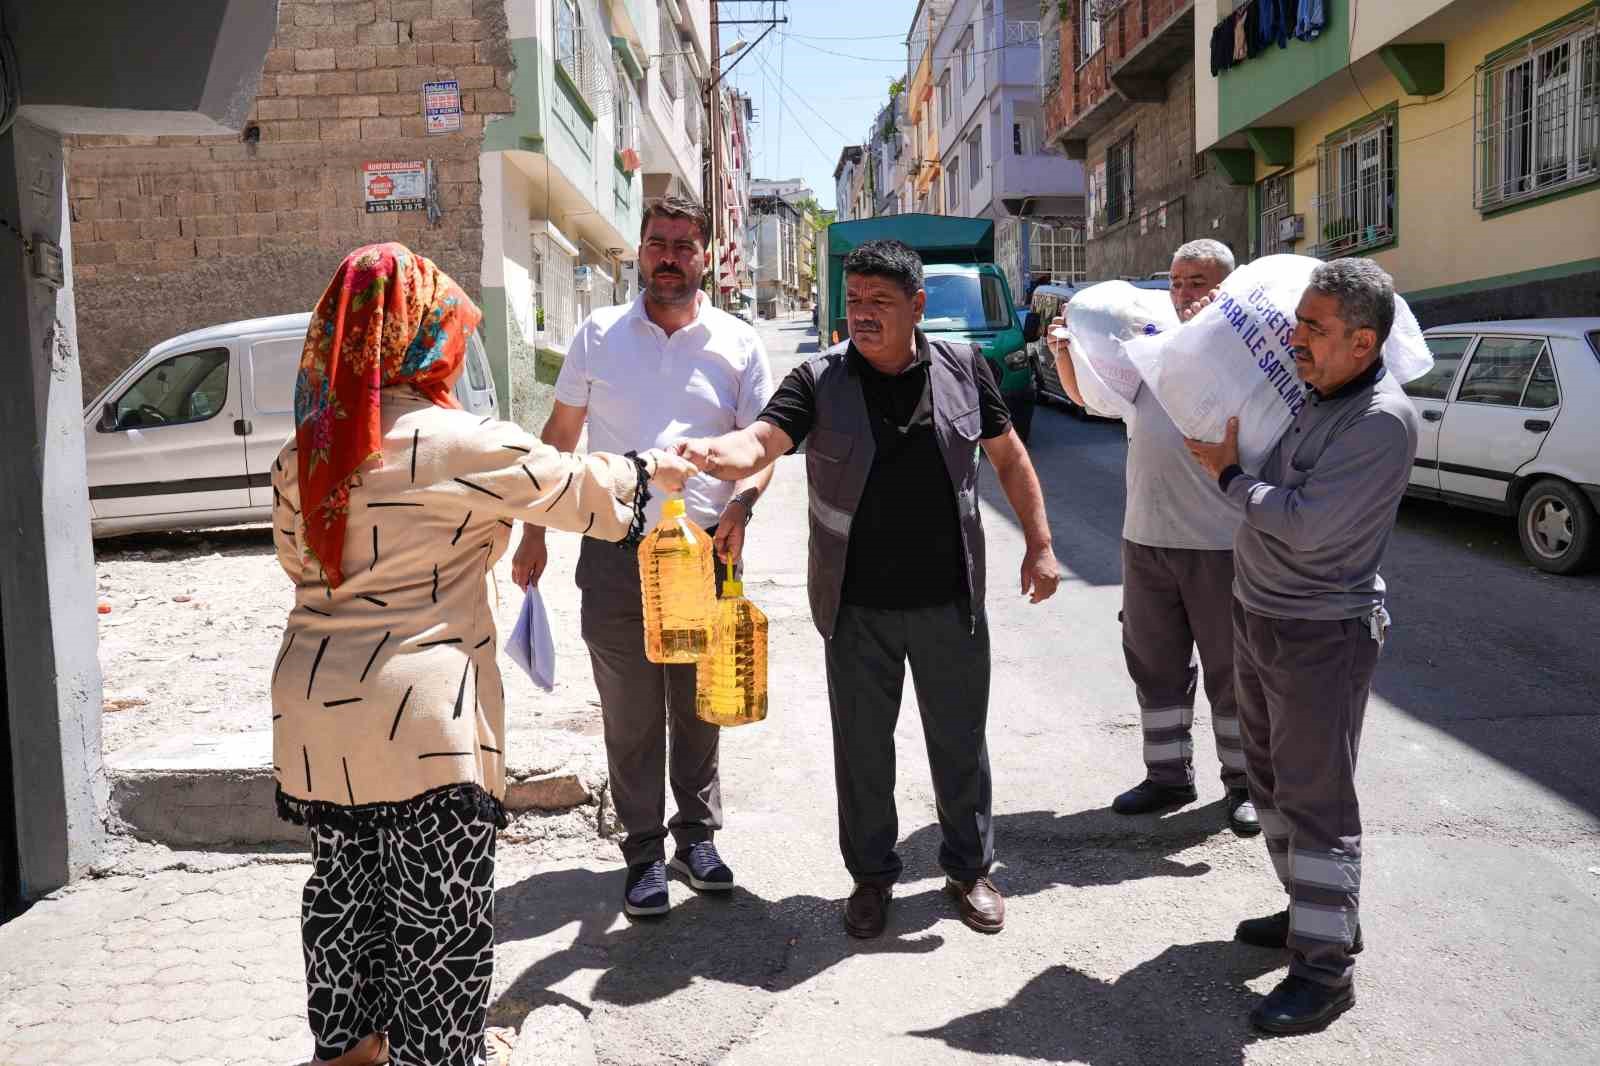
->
xmin=1059 ymin=254 xmax=1434 ymax=470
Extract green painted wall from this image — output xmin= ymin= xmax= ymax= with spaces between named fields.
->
xmin=483 ymin=37 xmax=546 ymax=153
xmin=478 ymin=286 xmax=513 ymax=421
xmin=479 ymin=284 xmax=556 ymax=433
xmin=1218 ymin=15 xmax=1351 ymax=140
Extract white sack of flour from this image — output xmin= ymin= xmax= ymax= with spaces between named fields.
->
xmin=1122 ymin=254 xmax=1433 ymax=469
xmin=1059 ymin=281 xmax=1179 ymax=419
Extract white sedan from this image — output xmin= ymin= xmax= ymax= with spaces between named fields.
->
xmin=1404 ymin=318 xmax=1600 ymax=574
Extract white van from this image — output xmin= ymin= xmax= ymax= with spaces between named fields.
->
xmin=82 ymin=312 xmax=498 ymax=538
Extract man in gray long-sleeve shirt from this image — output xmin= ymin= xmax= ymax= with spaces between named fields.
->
xmin=1185 ymin=258 xmax=1420 ymax=1036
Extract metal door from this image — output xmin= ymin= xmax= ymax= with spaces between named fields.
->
xmin=84 ymin=345 xmax=251 ymax=519
xmin=1403 ymin=335 xmax=1472 ymax=492
xmin=1436 ymin=335 xmax=1560 ymax=503
xmin=243 ymin=334 xmax=305 ymax=508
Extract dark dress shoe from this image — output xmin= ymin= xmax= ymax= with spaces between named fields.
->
xmin=1227 ymin=788 xmax=1262 ymax=836
xmin=844 ymin=882 xmax=890 ymax=939
xmin=945 ymin=876 xmax=1005 ymax=933
xmin=1112 ymin=779 xmax=1198 ymax=815
xmin=1235 ymin=909 xmax=1363 ymax=954
xmin=1250 ymin=974 xmax=1355 ymax=1034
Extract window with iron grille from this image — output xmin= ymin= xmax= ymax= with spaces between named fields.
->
xmin=614 ymin=55 xmax=637 ymax=155
xmin=556 ymin=0 xmax=585 ymax=91
xmin=1476 ymin=9 xmax=1599 ymax=210
xmin=1105 ymin=133 xmax=1134 ymax=225
xmin=940 ymin=71 xmax=952 ymax=128
xmin=1030 ymin=220 xmax=1086 ymax=283
xmin=1315 ymin=110 xmax=1395 ymax=257
xmin=1257 ymin=171 xmax=1293 ymax=256
xmin=1077 ymin=2 xmax=1104 ymax=66
xmin=961 ymin=29 xmax=976 ymax=88
xmin=968 ymin=125 xmax=983 ymax=187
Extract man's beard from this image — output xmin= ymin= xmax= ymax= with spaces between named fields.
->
xmin=646 ymin=266 xmax=701 ymax=306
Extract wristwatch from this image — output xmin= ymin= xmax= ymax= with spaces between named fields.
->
xmin=728 ymin=488 xmax=758 ymax=522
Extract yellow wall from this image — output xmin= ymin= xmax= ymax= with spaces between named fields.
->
xmin=1256 ymin=0 xmax=1600 ymax=296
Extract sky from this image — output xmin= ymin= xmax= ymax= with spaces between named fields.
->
xmin=717 ymin=0 xmax=926 ymax=211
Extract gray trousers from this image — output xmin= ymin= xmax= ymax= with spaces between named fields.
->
xmin=577 ymin=538 xmax=723 ymax=867
xmin=824 ymin=601 xmax=994 ymax=888
xmin=1120 ymin=540 xmax=1246 ymax=789
xmin=1233 ymin=600 xmax=1379 ymax=989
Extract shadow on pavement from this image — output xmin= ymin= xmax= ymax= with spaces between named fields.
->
xmin=488 ymin=805 xmax=1226 ymax=1020
xmin=94 ymin=524 xmax=276 ymax=560
xmin=489 ymin=868 xmax=948 ymax=1021
xmin=899 ymin=806 xmax=1220 ymax=895
xmin=978 ymin=409 xmax=1128 ymax=587
xmin=908 ymin=939 xmax=1282 ymax=1064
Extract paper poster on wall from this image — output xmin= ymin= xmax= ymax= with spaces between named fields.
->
xmin=1140 ymin=209 xmax=1148 ymax=235
xmin=1158 ymin=204 xmax=1168 ymax=229
xmin=423 ymin=80 xmax=462 ymax=134
xmin=362 ymin=161 xmax=427 ymax=213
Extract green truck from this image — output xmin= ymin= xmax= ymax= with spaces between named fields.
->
xmin=817 ymin=214 xmax=1043 ymax=440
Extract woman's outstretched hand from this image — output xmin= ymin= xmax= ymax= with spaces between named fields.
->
xmin=642 ymin=449 xmax=699 ymax=493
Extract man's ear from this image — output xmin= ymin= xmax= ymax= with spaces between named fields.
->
xmin=911 ymin=288 xmax=927 ymax=318
xmin=1353 ymin=326 xmax=1380 ymax=360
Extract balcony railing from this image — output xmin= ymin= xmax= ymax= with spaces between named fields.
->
xmin=1044 ymin=0 xmax=1193 ymax=148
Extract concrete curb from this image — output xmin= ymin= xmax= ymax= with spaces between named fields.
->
xmin=103 ymin=726 xmax=611 ymax=846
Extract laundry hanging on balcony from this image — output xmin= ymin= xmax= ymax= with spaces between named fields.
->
xmin=1211 ymin=0 xmax=1307 ymax=76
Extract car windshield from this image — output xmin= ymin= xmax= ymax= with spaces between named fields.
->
xmin=920 ymin=273 xmax=1012 ymax=331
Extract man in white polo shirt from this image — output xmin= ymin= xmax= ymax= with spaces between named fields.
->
xmin=510 ymin=196 xmax=775 ymax=917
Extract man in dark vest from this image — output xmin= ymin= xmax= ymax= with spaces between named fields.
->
xmin=677 ymin=239 xmax=1060 ymax=938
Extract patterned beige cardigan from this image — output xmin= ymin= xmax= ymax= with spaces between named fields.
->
xmin=270 ymin=388 xmax=648 ymax=828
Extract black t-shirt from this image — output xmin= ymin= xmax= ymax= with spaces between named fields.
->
xmin=758 ymin=333 xmax=1010 ymax=609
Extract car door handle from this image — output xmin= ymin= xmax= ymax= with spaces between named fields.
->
xmin=233 ymin=419 xmax=253 ymax=436
xmin=1422 ymin=409 xmax=1443 ymax=422
xmin=1523 ymin=419 xmax=1551 ymax=433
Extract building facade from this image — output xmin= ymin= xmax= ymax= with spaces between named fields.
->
xmin=906 ymin=0 xmax=956 ymax=214
xmin=1044 ymin=0 xmax=1250 ymax=279
xmin=63 ymin=0 xmax=732 ymax=436
xmin=751 ymin=177 xmax=812 ymax=317
xmin=864 ymin=93 xmax=911 ymax=216
xmin=833 ymin=144 xmax=865 ymax=221
xmin=1195 ymin=0 xmax=1600 ymax=325
xmin=66 ymin=0 xmax=519 ymax=404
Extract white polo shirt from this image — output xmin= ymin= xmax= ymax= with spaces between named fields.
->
xmin=555 ymin=293 xmax=775 ymax=527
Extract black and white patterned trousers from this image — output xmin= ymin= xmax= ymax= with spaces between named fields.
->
xmin=301 ymin=788 xmax=497 ymax=1066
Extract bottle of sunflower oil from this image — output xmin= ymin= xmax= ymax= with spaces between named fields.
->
xmin=695 ymin=578 xmax=768 ymax=727
xmin=639 ymin=497 xmax=715 ymax=663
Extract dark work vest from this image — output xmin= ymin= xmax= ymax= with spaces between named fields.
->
xmin=804 ymin=334 xmax=987 ymax=639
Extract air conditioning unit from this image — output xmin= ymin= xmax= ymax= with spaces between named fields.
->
xmin=1278 ymin=214 xmax=1306 ymax=242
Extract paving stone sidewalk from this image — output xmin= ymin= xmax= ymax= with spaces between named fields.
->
xmin=0 ymin=859 xmax=313 ymax=1066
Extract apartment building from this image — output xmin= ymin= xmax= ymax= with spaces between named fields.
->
xmin=864 ymin=93 xmax=911 ymax=215
xmin=930 ymin=0 xmax=1088 ymax=293
xmin=751 ymin=177 xmax=813 ymax=317
xmin=834 ymin=144 xmax=865 ymax=221
xmin=906 ymin=0 xmax=956 ymax=214
xmin=1194 ymin=0 xmax=1599 ymax=324
xmin=1043 ymin=0 xmax=1250 ymax=279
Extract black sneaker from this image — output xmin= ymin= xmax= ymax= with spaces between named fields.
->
xmin=624 ymin=860 xmax=669 ymax=917
xmin=1235 ymin=909 xmax=1363 ymax=954
xmin=1227 ymin=787 xmax=1262 ymax=836
xmin=1250 ymin=974 xmax=1355 ymax=1034
xmin=670 ymin=841 xmax=735 ymax=892
xmin=1111 ymin=779 xmax=1199 ymax=815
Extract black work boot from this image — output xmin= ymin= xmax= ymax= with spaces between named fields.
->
xmin=1227 ymin=787 xmax=1261 ymax=836
xmin=1111 ymin=779 xmax=1198 ymax=815
xmin=1250 ymin=975 xmax=1355 ymax=1034
xmin=1235 ymin=909 xmax=1363 ymax=954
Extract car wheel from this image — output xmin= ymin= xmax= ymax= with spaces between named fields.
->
xmin=1516 ymin=479 xmax=1596 ymax=575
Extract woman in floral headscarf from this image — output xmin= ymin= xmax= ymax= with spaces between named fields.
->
xmin=270 ymin=243 xmax=695 ymax=1066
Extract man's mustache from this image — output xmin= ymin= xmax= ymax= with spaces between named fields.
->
xmin=653 ymin=266 xmax=685 ymax=279
xmin=1290 ymin=346 xmax=1311 ymax=359
xmin=853 ymin=321 xmax=882 ymax=331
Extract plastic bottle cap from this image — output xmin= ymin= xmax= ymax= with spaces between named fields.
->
xmin=722 ymin=579 xmax=742 ymax=597
xmin=662 ymin=497 xmax=686 ymax=518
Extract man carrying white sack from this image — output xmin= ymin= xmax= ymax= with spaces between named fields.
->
xmin=1044 ymin=238 xmax=1258 ymax=835
xmin=1183 ymin=258 xmax=1420 ymax=1035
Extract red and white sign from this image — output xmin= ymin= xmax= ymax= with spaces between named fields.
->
xmin=362 ymin=160 xmax=427 ymax=214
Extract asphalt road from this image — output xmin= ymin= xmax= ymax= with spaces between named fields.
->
xmin=485 ymin=314 xmax=1600 ymax=1066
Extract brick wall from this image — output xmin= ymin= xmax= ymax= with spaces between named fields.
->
xmin=1084 ymin=61 xmax=1249 ymax=278
xmin=67 ymin=0 xmax=514 ymax=400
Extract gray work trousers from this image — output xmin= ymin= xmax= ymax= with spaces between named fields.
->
xmin=577 ymin=538 xmax=724 ymax=868
xmin=1120 ymin=540 xmax=1246 ymax=790
xmin=1233 ymin=600 xmax=1379 ymax=989
xmin=824 ymin=601 xmax=994 ymax=888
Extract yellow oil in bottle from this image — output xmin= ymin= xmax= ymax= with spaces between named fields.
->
xmin=639 ymin=497 xmax=716 ymax=663
xmin=695 ymin=579 xmax=769 ymax=727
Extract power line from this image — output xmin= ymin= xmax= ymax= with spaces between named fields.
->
xmin=754 ymin=49 xmax=855 ymax=144
xmin=749 ymin=52 xmax=833 ymax=168
xmin=780 ymin=24 xmax=1045 ymax=66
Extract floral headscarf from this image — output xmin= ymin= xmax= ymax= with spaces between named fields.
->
xmin=294 ymin=242 xmax=482 ymax=587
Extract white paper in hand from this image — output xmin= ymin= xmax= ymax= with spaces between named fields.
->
xmin=507 ymin=585 xmax=556 ymax=692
